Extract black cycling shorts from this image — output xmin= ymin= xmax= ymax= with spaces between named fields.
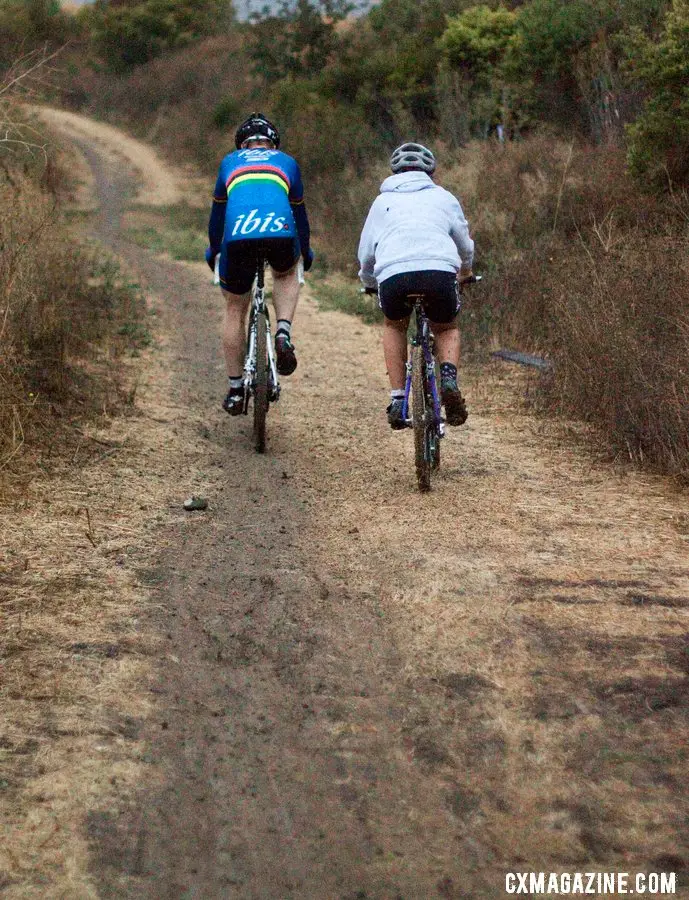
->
xmin=219 ymin=237 xmax=299 ymax=295
xmin=379 ymin=270 xmax=460 ymax=324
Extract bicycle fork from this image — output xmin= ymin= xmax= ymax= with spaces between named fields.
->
xmin=402 ymin=358 xmax=413 ymax=424
xmin=424 ymin=348 xmax=445 ymax=438
xmin=402 ymin=338 xmax=444 ymax=436
xmin=243 ymin=308 xmax=258 ymax=414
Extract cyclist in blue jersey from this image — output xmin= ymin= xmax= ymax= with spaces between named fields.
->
xmin=205 ymin=113 xmax=314 ymax=415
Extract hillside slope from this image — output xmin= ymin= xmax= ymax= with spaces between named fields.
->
xmin=2 ymin=109 xmax=687 ymax=897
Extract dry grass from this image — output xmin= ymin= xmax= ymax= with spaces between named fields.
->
xmin=0 ymin=294 xmax=214 ymax=895
xmin=286 ymin=297 xmax=689 ymax=886
xmin=0 ymin=63 xmax=169 ymax=895
xmin=537 ymin=237 xmax=689 ymax=479
xmin=0 ymin=167 xmax=150 ymax=473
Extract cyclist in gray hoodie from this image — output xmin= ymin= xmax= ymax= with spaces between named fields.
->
xmin=358 ymin=143 xmax=474 ymax=429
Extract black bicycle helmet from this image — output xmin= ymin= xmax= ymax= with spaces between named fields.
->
xmin=390 ymin=142 xmax=436 ymax=174
xmin=234 ymin=112 xmax=280 ymax=149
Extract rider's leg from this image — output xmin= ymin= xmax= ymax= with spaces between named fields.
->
xmin=383 ymin=315 xmax=410 ymax=429
xmin=430 ymin=318 xmax=467 ymax=426
xmin=221 ymin=287 xmax=251 ymax=415
xmin=272 ymin=262 xmax=300 ymax=375
xmin=383 ymin=315 xmax=410 ymax=390
xmin=221 ymin=288 xmax=251 ymax=376
xmin=272 ymin=262 xmax=299 ymax=324
xmin=432 ymin=318 xmax=460 ymax=369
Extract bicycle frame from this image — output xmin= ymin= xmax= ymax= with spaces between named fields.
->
xmin=242 ymin=259 xmax=280 ymax=410
xmin=401 ymin=298 xmax=444 ymax=439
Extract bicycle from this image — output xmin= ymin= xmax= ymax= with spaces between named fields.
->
xmin=365 ymin=274 xmax=480 ymax=492
xmin=216 ymin=253 xmax=296 ymax=453
xmin=243 ymin=257 xmax=281 ymax=453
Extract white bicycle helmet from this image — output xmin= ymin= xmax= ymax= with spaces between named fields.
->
xmin=390 ymin=142 xmax=436 ymax=174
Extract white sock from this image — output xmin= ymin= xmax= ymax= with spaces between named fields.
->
xmin=276 ymin=319 xmax=292 ymax=338
xmin=228 ymin=376 xmax=243 ymax=390
xmin=391 ymin=389 xmax=405 ymax=401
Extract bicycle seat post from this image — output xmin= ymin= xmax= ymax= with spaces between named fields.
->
xmin=405 ymin=294 xmax=424 ymax=338
xmin=256 ymin=256 xmax=265 ymax=292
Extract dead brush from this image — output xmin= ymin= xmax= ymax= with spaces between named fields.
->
xmin=437 ymin=138 xmax=689 ymax=480
xmin=539 ymin=237 xmax=689 ymax=480
xmin=0 ymin=168 xmax=148 ymax=471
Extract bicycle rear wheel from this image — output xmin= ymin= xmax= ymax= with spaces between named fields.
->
xmin=253 ymin=310 xmax=268 ymax=453
xmin=411 ymin=344 xmax=431 ymax=492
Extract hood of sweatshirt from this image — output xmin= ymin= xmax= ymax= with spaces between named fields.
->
xmin=380 ymin=171 xmax=435 ymax=193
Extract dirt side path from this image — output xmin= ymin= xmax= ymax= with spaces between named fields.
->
xmin=7 ymin=111 xmax=689 ymax=898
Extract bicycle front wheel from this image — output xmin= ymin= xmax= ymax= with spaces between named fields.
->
xmin=411 ymin=344 xmax=431 ymax=492
xmin=253 ymin=310 xmax=268 ymax=454
xmin=430 ymin=359 xmax=441 ymax=471
xmin=431 ymin=431 xmax=441 ymax=470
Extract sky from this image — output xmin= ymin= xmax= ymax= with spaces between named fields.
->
xmin=64 ymin=0 xmax=377 ymax=15
xmin=233 ymin=0 xmax=376 ymax=17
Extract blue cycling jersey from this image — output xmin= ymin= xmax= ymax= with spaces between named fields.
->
xmin=208 ymin=148 xmax=310 ymax=255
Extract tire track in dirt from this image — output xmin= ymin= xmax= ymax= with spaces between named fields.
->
xmin=47 ymin=111 xmax=689 ymax=898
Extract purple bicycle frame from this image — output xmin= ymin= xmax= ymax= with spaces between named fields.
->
xmin=401 ymin=304 xmax=443 ymax=428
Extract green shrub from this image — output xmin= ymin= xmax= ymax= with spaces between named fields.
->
xmin=440 ymin=5 xmax=517 ymax=80
xmin=248 ymin=0 xmax=353 ymax=82
xmin=0 ymin=0 xmax=73 ymax=66
xmin=212 ymin=95 xmax=240 ymax=129
xmin=85 ymin=0 xmax=233 ymax=72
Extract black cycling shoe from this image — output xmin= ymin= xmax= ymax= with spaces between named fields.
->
xmin=222 ymin=387 xmax=244 ymax=416
xmin=387 ymin=398 xmax=408 ymax=430
xmin=440 ymin=376 xmax=468 ymax=426
xmin=275 ymin=333 xmax=297 ymax=376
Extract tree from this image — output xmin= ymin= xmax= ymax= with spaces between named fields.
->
xmin=440 ymin=4 xmax=517 ymax=83
xmin=624 ymin=0 xmax=689 ymax=186
xmin=438 ymin=5 xmax=517 ymax=139
xmin=498 ymin=0 xmax=668 ymax=137
xmin=249 ymin=0 xmax=354 ymax=82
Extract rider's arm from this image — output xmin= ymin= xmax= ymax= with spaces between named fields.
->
xmin=357 ymin=200 xmax=380 ymax=289
xmin=288 ymin=164 xmax=311 ymax=258
xmin=208 ymin=164 xmax=227 ymax=253
xmin=448 ymin=197 xmax=475 ymax=272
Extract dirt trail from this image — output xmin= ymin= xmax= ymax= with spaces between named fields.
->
xmin=7 ymin=111 xmax=689 ymax=898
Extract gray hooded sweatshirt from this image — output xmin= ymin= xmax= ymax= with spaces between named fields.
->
xmin=357 ymin=171 xmax=474 ymax=288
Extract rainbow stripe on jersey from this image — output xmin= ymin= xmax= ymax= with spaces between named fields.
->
xmin=226 ymin=164 xmax=291 ymax=196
